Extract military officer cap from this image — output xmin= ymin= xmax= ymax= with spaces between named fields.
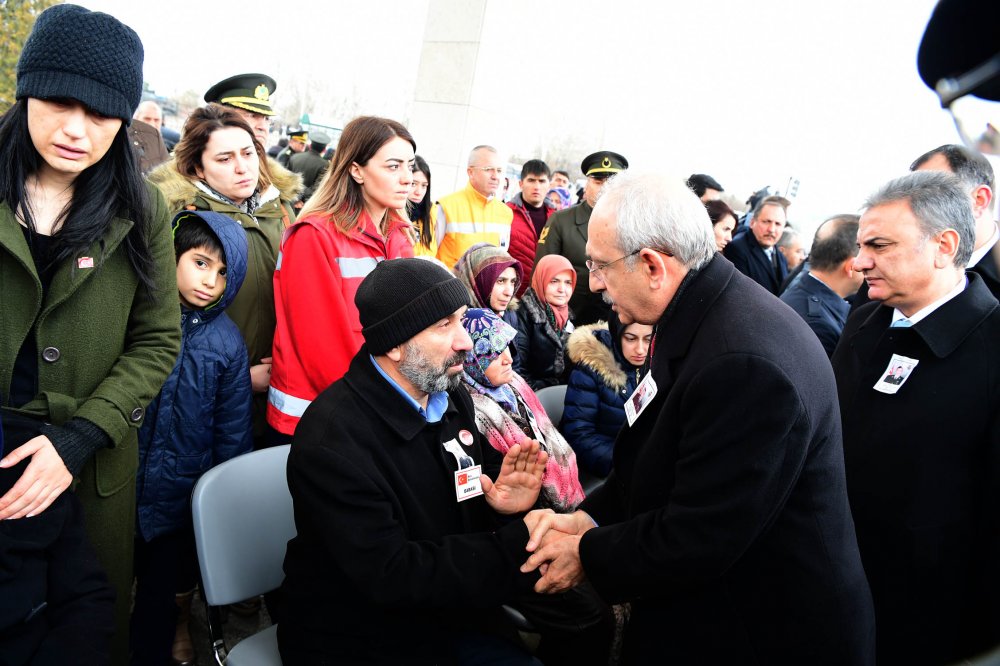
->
xmin=287 ymin=127 xmax=308 ymax=142
xmin=310 ymin=131 xmax=331 ymax=147
xmin=204 ymin=73 xmax=277 ymax=116
xmin=581 ymin=151 xmax=628 ymax=179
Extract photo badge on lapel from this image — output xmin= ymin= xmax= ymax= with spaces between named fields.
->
xmin=625 ymin=373 xmax=658 ymax=426
xmin=873 ymin=353 xmax=919 ymax=395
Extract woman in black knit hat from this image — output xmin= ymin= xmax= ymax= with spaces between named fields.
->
xmin=0 ymin=5 xmax=181 ymax=664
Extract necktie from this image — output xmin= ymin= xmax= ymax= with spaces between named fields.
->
xmin=891 ymin=318 xmax=912 ymax=328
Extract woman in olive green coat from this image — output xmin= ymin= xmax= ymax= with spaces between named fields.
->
xmin=149 ymin=104 xmax=301 ymax=446
xmin=0 ymin=6 xmax=181 ymax=664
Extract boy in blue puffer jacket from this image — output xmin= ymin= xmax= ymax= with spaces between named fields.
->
xmin=131 ymin=211 xmax=253 ymax=665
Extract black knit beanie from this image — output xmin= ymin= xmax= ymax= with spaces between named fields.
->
xmin=16 ymin=4 xmax=144 ymax=123
xmin=356 ymin=258 xmax=472 ymax=354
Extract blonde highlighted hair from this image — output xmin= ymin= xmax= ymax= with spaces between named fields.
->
xmin=300 ymin=116 xmax=416 ymax=235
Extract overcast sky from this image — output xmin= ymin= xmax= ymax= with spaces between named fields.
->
xmin=80 ymin=0 xmax=998 ymax=235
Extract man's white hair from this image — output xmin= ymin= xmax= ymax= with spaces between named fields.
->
xmin=596 ymin=170 xmax=716 ymax=270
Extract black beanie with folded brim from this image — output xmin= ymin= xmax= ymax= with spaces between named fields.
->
xmin=16 ymin=4 xmax=144 ymax=123
xmin=357 ymin=258 xmax=472 ymax=355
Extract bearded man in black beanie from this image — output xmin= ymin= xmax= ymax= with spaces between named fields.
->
xmin=279 ymin=258 xmax=551 ymax=665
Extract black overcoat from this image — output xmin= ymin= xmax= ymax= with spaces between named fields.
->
xmin=723 ymin=228 xmax=789 ymax=295
xmin=578 ymin=256 xmax=875 ymax=664
xmin=833 ymin=273 xmax=1000 ymax=664
xmin=277 ymin=349 xmax=537 ymax=665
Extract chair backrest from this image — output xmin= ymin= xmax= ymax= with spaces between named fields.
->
xmin=534 ymin=384 xmax=568 ymax=427
xmin=191 ymin=445 xmax=295 ymax=606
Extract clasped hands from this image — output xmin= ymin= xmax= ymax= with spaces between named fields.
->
xmin=520 ymin=508 xmax=595 ymax=594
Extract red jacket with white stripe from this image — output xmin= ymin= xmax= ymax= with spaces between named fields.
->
xmin=267 ymin=211 xmax=414 ymax=435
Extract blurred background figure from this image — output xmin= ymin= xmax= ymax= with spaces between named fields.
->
xmin=408 ymin=155 xmax=434 ymax=256
xmin=705 ymin=199 xmax=738 ymax=252
xmin=687 ymin=173 xmax=725 ymax=202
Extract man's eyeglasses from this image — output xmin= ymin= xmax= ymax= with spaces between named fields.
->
xmin=586 ymin=248 xmax=674 ymax=277
xmin=473 ymin=167 xmax=504 ymax=176
xmin=586 ymin=250 xmax=641 ymax=275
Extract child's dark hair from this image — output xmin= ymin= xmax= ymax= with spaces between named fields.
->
xmin=173 ymin=217 xmax=225 ymax=264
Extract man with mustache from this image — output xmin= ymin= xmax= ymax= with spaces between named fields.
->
xmin=521 ymin=171 xmax=874 ymax=664
xmin=723 ymin=194 xmax=790 ymax=295
xmin=279 ymin=258 xmax=549 ymax=664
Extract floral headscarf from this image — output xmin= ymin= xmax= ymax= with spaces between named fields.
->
xmin=461 ymin=308 xmax=519 ymax=412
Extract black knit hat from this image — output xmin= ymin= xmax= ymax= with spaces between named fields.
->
xmin=16 ymin=4 xmax=144 ymax=123
xmin=356 ymin=258 xmax=472 ymax=354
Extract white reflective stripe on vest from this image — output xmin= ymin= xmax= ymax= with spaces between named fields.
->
xmin=268 ymin=385 xmax=312 ymax=418
xmin=443 ymin=222 xmax=511 ymax=236
xmin=334 ymin=256 xmax=380 ymax=279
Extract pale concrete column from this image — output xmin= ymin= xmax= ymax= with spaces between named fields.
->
xmin=409 ymin=0 xmax=511 ymax=195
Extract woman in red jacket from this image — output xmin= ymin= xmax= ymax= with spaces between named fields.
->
xmin=267 ymin=117 xmax=415 ymax=438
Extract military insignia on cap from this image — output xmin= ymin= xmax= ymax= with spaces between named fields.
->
xmin=254 ymin=84 xmax=270 ymax=101
xmin=602 ymin=157 xmax=611 ymax=168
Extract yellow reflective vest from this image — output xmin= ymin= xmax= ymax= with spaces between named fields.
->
xmin=432 ymin=183 xmax=514 ymax=269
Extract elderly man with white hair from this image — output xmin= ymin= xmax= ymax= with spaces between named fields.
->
xmin=521 ymin=171 xmax=876 ymax=665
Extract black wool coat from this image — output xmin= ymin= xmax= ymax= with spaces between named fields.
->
xmin=833 ymin=273 xmax=1000 ymax=664
xmin=278 ymin=349 xmax=537 ymax=665
xmin=513 ymin=288 xmax=571 ymax=390
xmin=578 ymin=256 xmax=875 ymax=665
xmin=723 ymin=229 xmax=789 ymax=295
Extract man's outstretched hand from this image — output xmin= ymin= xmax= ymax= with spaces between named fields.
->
xmin=482 ymin=440 xmax=548 ymax=514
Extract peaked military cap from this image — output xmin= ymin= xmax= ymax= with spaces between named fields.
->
xmin=204 ymin=73 xmax=277 ymax=116
xmin=581 ymin=151 xmax=628 ymax=178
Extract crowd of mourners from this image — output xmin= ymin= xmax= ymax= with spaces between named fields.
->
xmin=2 ymin=3 xmax=999 ymax=666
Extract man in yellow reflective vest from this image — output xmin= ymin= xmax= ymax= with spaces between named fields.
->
xmin=432 ymin=145 xmax=514 ymax=269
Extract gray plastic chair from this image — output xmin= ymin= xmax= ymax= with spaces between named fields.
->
xmin=534 ymin=384 xmax=568 ymax=427
xmin=191 ymin=445 xmax=294 ymax=666
xmin=535 ymin=383 xmax=605 ymax=495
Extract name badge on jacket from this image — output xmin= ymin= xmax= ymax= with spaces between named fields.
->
xmin=455 ymin=466 xmax=483 ymax=502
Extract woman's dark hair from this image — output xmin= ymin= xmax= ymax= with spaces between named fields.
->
xmin=704 ymin=199 xmax=737 ymax=227
xmin=408 ymin=154 xmax=432 ymax=248
xmin=0 ymin=99 xmax=156 ymax=294
xmin=174 ymin=103 xmax=272 ymax=191
xmin=173 ymin=217 xmax=224 ymax=264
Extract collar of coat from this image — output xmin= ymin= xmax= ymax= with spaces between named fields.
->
xmin=849 ymin=272 xmax=998 ymax=359
xmin=509 ymin=191 xmax=556 ymax=212
xmin=1 ymin=199 xmax=134 ymax=303
xmin=566 ymin=322 xmax=628 ymax=391
xmin=651 ymin=255 xmax=728 ymax=362
xmin=148 ymin=155 xmax=303 ymax=213
xmin=342 ymin=346 xmax=467 ymax=441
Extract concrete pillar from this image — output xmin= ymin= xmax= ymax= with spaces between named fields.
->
xmin=409 ymin=0 xmax=511 ymax=195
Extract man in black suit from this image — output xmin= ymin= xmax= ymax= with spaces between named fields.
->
xmin=780 ymin=215 xmax=863 ymax=356
xmin=833 ymin=171 xmax=1000 ymax=664
xmin=723 ymin=195 xmax=790 ymax=294
xmin=522 ymin=171 xmax=875 ymax=664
